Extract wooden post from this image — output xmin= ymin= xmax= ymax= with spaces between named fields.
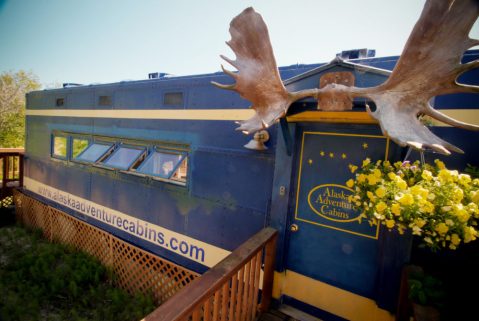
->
xmin=259 ymin=233 xmax=277 ymax=313
xmin=19 ymin=154 xmax=24 ymax=187
xmin=1 ymin=155 xmax=7 ymax=187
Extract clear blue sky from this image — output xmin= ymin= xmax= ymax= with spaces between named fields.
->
xmin=0 ymin=0 xmax=477 ymax=88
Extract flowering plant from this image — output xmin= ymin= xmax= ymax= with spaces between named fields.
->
xmin=346 ymin=158 xmax=479 ymax=250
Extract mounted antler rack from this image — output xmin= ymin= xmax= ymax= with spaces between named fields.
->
xmin=213 ymin=0 xmax=479 ymax=155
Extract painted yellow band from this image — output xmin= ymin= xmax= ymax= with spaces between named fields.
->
xmin=287 ymin=109 xmax=479 ymax=126
xmin=424 ymin=109 xmax=479 ymax=127
xmin=26 ymin=108 xmax=256 ymax=120
xmin=273 ymin=270 xmax=394 ymax=321
xmin=287 ymin=111 xmax=377 ymax=123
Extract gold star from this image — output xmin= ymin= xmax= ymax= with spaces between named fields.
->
xmin=341 ymin=153 xmax=347 ymax=159
xmin=320 ymin=151 xmax=325 ymax=157
xmin=329 ymin=152 xmax=334 ymax=158
xmin=362 ymin=143 xmax=368 ymax=149
xmin=308 ymin=159 xmax=313 ymax=165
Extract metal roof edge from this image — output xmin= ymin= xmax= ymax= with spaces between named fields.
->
xmin=283 ymin=57 xmax=392 ymax=86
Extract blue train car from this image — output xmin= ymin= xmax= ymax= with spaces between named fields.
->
xmin=23 ymin=49 xmax=479 ymax=321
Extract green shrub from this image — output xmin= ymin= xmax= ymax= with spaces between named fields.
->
xmin=0 ymin=226 xmax=155 ymax=321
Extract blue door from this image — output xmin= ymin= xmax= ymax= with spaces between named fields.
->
xmin=282 ymin=122 xmax=401 ymax=318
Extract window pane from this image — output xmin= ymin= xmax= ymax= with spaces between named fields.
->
xmin=72 ymin=138 xmax=89 ymax=158
xmin=137 ymin=151 xmax=183 ymax=178
xmin=103 ymin=147 xmax=144 ymax=170
xmin=170 ymin=158 xmax=188 ymax=183
xmin=163 ymin=92 xmax=183 ymax=106
xmin=75 ymin=143 xmax=112 ymax=163
xmin=53 ymin=136 xmax=67 ymax=157
xmin=98 ymin=95 xmax=112 ymax=106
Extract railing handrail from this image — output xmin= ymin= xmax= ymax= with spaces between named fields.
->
xmin=143 ymin=227 xmax=278 ymax=321
xmin=0 ymin=148 xmax=25 ymax=155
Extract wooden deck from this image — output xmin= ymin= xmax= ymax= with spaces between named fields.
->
xmin=259 ymin=306 xmax=323 ymax=321
xmin=258 ymin=310 xmax=295 ymax=321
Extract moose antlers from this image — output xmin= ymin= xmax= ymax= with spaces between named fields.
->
xmin=213 ymin=0 xmax=479 ymax=155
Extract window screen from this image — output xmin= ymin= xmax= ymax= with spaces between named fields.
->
xmin=102 ymin=146 xmax=145 ymax=170
xmin=137 ymin=151 xmax=186 ymax=179
xmin=74 ymin=143 xmax=113 ymax=163
xmin=52 ymin=136 xmax=67 ymax=158
xmin=72 ymin=138 xmax=89 ymax=158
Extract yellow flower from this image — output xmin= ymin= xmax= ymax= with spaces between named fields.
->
xmin=362 ymin=158 xmax=371 ymax=168
xmin=373 ymin=169 xmax=382 ymax=178
xmin=398 ymin=193 xmax=414 ymax=206
xmin=375 ymin=186 xmax=386 ymax=198
xmin=410 ymin=185 xmax=428 ymax=199
xmin=391 ymin=203 xmax=401 ymax=216
xmin=420 ymin=200 xmax=434 ymax=214
xmin=411 ymin=225 xmax=421 ymax=235
xmin=421 ymin=170 xmax=433 ymax=181
xmin=367 ymin=174 xmax=380 ymax=185
xmin=471 ymin=191 xmax=479 ymax=204
xmin=346 ymin=179 xmax=354 ymax=188
xmin=414 ymin=218 xmax=426 ymax=228
xmin=367 ymin=191 xmax=375 ymax=201
xmin=459 ymin=174 xmax=471 ymax=186
xmin=451 ymin=234 xmax=461 ymax=246
xmin=357 ymin=174 xmax=367 ymax=184
xmin=385 ymin=220 xmax=395 ymax=229
xmin=396 ymin=179 xmax=407 ymax=190
xmin=349 ymin=164 xmax=358 ymax=173
xmin=375 ymin=201 xmax=387 ymax=213
xmin=435 ymin=223 xmax=449 ymax=235
xmin=453 ymin=204 xmax=470 ymax=223
xmin=438 ymin=169 xmax=452 ymax=183
xmin=453 ymin=188 xmax=464 ymax=202
xmin=387 ymin=172 xmax=397 ymax=181
xmin=467 ymin=203 xmax=479 ymax=216
xmin=434 ymin=159 xmax=446 ymax=170
xmin=464 ymin=226 xmax=477 ymax=243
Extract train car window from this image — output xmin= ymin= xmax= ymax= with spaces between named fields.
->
xmin=74 ymin=142 xmax=113 ymax=163
xmin=101 ymin=145 xmax=146 ymax=170
xmin=52 ymin=135 xmax=68 ymax=159
xmin=163 ymin=92 xmax=183 ymax=106
xmin=98 ymin=95 xmax=112 ymax=106
xmin=72 ymin=138 xmax=90 ymax=158
xmin=136 ymin=150 xmax=187 ymax=180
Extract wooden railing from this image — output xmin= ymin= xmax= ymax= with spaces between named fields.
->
xmin=0 ymin=148 xmax=24 ymax=207
xmin=143 ymin=227 xmax=278 ymax=321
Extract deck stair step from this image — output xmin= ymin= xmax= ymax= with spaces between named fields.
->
xmin=258 ymin=305 xmax=322 ymax=321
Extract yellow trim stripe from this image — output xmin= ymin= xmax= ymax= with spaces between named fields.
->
xmin=287 ymin=111 xmax=377 ymax=123
xmin=26 ymin=109 xmax=256 ymax=121
xmin=26 ymin=108 xmax=479 ymax=125
xmin=425 ymin=109 xmax=479 ymax=127
xmin=287 ymin=109 xmax=479 ymax=126
xmin=273 ymin=270 xmax=394 ymax=321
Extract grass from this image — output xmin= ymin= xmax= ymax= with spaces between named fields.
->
xmin=0 ymin=225 xmax=156 ymax=321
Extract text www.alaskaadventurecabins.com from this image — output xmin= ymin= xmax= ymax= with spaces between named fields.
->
xmin=37 ymin=186 xmax=206 ymax=263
